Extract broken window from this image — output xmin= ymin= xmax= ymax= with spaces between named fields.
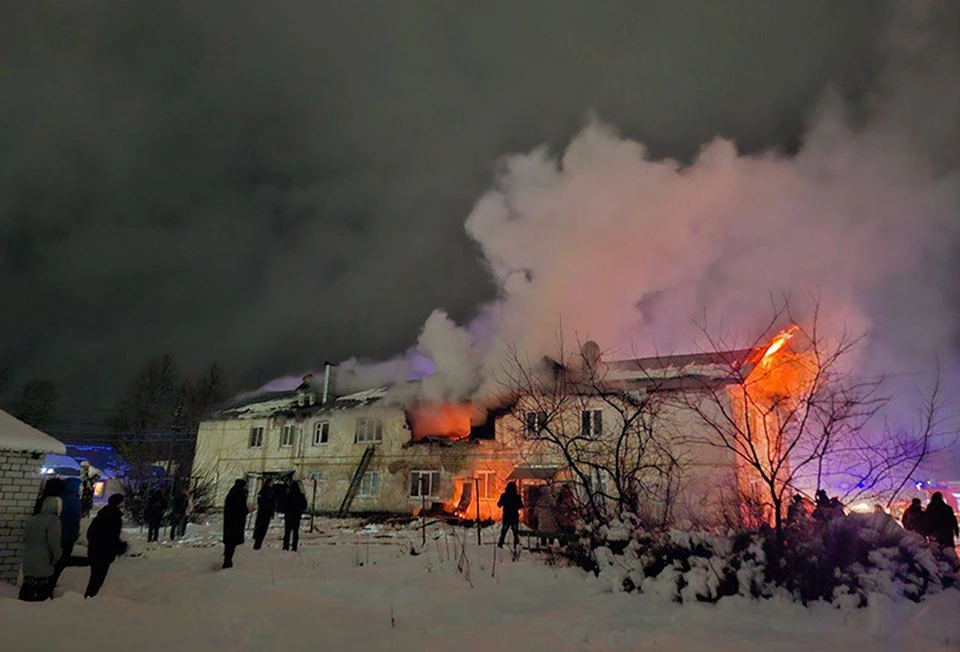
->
xmin=314 ymin=421 xmax=330 ymax=445
xmin=355 ymin=418 xmax=383 ymax=443
xmin=581 ymin=410 xmax=603 ymax=438
xmin=248 ymin=426 xmax=264 ymax=448
xmin=410 ymin=470 xmax=439 ymax=498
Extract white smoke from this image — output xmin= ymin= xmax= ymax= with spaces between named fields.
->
xmin=333 ymin=0 xmax=960 ymax=447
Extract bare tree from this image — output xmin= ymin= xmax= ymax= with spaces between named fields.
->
xmin=110 ymin=355 xmax=232 ymax=485
xmin=497 ymin=335 xmax=681 ymax=525
xmin=679 ymin=299 xmax=951 ymax=542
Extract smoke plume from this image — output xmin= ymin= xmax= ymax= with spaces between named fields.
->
xmin=399 ymin=1 xmax=960 ymax=421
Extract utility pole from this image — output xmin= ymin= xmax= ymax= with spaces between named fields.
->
xmin=475 ymin=477 xmax=482 ymax=545
xmin=420 ymin=476 xmax=427 ymax=547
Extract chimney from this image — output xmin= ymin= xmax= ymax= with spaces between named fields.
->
xmin=322 ymin=362 xmax=336 ymax=404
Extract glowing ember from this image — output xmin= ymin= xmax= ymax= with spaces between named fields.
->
xmin=409 ymin=403 xmax=473 ymax=441
xmin=761 ymin=325 xmax=799 ymax=365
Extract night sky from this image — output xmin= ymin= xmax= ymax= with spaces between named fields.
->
xmin=0 ymin=1 xmax=891 ymax=427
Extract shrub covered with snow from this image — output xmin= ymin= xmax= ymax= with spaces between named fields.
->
xmin=562 ymin=512 xmax=956 ymax=608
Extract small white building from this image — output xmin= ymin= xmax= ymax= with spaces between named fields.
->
xmin=0 ymin=410 xmax=65 ymax=584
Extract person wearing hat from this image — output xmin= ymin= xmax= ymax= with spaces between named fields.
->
xmin=84 ymin=493 xmax=128 ymax=598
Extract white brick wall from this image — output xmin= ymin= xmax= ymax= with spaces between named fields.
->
xmin=0 ymin=450 xmax=45 ymax=584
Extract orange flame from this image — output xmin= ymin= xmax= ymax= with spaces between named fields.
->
xmin=761 ymin=325 xmax=799 ymax=366
xmin=409 ymin=403 xmax=473 ymax=441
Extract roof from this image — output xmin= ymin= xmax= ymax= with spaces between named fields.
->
xmin=0 ymin=410 xmax=66 ymax=454
xmin=606 ymin=348 xmax=758 ymax=376
xmin=214 ymin=386 xmax=389 ymax=420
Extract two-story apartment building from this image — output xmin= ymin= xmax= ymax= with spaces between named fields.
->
xmin=193 ymin=338 xmax=800 ymax=527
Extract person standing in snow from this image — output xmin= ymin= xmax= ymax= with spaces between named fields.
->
xmin=51 ymin=477 xmax=83 ymax=589
xmin=223 ymin=479 xmax=250 ymax=569
xmin=145 ymin=488 xmax=166 ymax=543
xmin=84 ymin=493 xmax=127 ymax=598
xmin=925 ymin=492 xmax=959 ymax=548
xmin=169 ymin=487 xmax=189 ymax=541
xmin=20 ymin=496 xmax=62 ymax=601
xmin=283 ymin=481 xmax=307 ymax=552
xmin=497 ymin=482 xmax=524 ymax=549
xmin=901 ymin=498 xmax=926 ymax=535
xmin=252 ymin=478 xmax=275 ymax=550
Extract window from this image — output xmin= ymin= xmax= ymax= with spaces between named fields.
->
xmin=523 ymin=411 xmax=548 ymax=438
xmin=357 ymin=472 xmax=380 ymax=497
xmin=248 ymin=426 xmax=264 ymax=448
xmin=314 ymin=421 xmax=330 ymax=445
xmin=355 ymin=418 xmax=383 ymax=443
xmin=476 ymin=471 xmax=495 ymax=499
xmin=410 ymin=470 xmax=439 ymax=498
xmin=581 ymin=410 xmax=603 ymax=438
xmin=280 ymin=424 xmax=297 ymax=448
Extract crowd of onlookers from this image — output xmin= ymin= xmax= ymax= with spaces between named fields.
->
xmin=19 ymin=475 xmax=959 ymax=601
xmin=221 ymin=477 xmax=308 ymax=569
xmin=785 ymin=488 xmax=959 ymax=557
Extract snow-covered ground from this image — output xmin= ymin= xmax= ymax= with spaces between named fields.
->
xmin=2 ymin=517 xmax=959 ymax=651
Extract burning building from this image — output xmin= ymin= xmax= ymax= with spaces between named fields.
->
xmin=192 ymin=331 xmax=808 ymax=528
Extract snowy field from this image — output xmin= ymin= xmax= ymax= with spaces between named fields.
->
xmin=2 ymin=517 xmax=959 ymax=652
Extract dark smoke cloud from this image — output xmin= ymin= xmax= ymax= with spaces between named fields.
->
xmin=0 ymin=0 xmax=888 ymax=419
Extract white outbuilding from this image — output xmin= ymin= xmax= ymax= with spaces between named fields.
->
xmin=0 ymin=410 xmax=65 ymax=584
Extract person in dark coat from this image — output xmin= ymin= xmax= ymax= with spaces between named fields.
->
xmin=20 ymin=496 xmax=62 ymax=601
xmin=252 ymin=479 xmax=275 ymax=550
xmin=84 ymin=493 xmax=127 ymax=598
xmin=925 ymin=492 xmax=959 ymax=548
xmin=283 ymin=481 xmax=307 ymax=552
xmin=51 ymin=477 xmax=83 ymax=588
xmin=497 ymin=482 xmax=524 ymax=548
xmin=901 ymin=498 xmax=926 ymax=534
xmin=170 ymin=488 xmax=189 ymax=540
xmin=145 ymin=489 xmax=166 ymax=543
xmin=223 ymin=479 xmax=250 ymax=569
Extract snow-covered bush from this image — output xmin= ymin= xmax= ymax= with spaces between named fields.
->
xmin=561 ymin=512 xmax=956 ymax=608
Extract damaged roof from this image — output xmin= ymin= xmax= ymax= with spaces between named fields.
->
xmin=214 ymin=387 xmax=389 ymax=420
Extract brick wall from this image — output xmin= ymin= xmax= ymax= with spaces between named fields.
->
xmin=0 ymin=449 xmax=44 ymax=584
